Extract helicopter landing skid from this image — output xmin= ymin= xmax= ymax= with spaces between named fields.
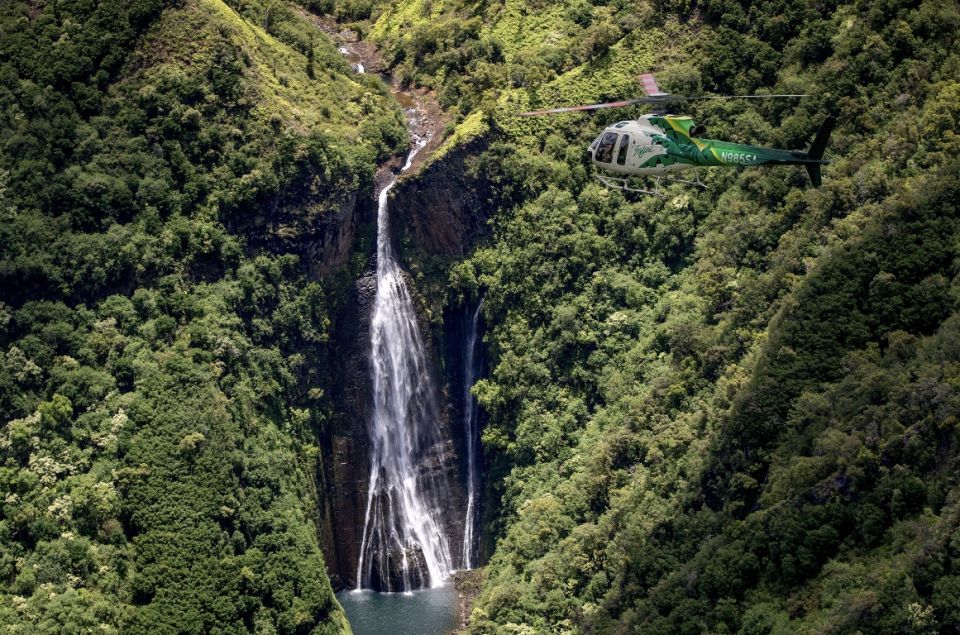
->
xmin=594 ymin=174 xmax=665 ymax=197
xmin=595 ymin=171 xmax=707 ymax=196
xmin=660 ymin=172 xmax=707 ymax=188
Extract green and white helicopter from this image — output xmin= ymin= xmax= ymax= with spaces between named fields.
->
xmin=519 ymin=74 xmax=835 ymax=197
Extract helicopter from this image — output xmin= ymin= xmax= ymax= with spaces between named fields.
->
xmin=519 ymin=74 xmax=835 ymax=197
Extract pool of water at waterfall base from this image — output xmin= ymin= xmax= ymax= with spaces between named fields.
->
xmin=336 ymin=585 xmax=459 ymax=635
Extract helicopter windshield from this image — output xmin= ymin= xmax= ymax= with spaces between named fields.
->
xmin=595 ymin=132 xmax=619 ymax=163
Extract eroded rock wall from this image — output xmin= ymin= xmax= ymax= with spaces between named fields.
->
xmin=317 ymin=135 xmax=494 ymax=587
xmin=320 ymin=264 xmax=472 ymax=589
xmin=226 ymin=183 xmax=368 ymax=277
xmin=390 ymin=136 xmax=492 ymax=259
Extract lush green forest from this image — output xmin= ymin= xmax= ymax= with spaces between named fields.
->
xmin=350 ymin=0 xmax=960 ymax=632
xmin=0 ymin=0 xmax=405 ymax=631
xmin=3 ymin=0 xmax=960 ymax=633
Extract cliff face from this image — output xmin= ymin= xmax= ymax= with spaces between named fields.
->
xmin=389 ymin=136 xmax=492 ymax=259
xmin=442 ymin=299 xmax=487 ymax=563
xmin=220 ymin=179 xmax=379 ymax=589
xmin=316 ymin=137 xmax=493 ymax=588
xmin=227 ymin=185 xmax=370 ymax=277
xmin=317 ymin=267 xmax=375 ymax=590
xmin=226 ymin=121 xmax=495 ymax=591
xmin=319 ymin=266 xmax=472 ymax=589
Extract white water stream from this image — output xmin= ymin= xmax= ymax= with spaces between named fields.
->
xmin=355 ymin=137 xmax=455 ymax=591
xmin=461 ymin=301 xmax=482 ymax=569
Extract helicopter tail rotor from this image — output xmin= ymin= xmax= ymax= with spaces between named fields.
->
xmin=640 ymin=73 xmax=668 ymax=97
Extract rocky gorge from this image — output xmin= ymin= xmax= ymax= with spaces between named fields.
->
xmin=289 ymin=33 xmax=491 ymax=591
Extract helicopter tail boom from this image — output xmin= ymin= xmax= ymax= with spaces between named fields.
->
xmin=713 ymin=116 xmax=834 ymax=186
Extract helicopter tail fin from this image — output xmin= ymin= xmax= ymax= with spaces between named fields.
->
xmin=805 ymin=163 xmax=823 ymax=187
xmin=805 ymin=116 xmax=836 ymax=187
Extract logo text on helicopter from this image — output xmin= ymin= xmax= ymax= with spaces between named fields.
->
xmin=634 ymin=145 xmax=657 ymax=159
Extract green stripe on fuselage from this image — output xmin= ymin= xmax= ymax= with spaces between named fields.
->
xmin=647 ymin=115 xmax=814 ymax=169
xmin=701 ymin=140 xmax=805 ymax=167
xmin=651 ymin=131 xmax=810 ymax=169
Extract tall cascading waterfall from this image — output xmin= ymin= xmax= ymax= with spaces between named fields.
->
xmin=461 ymin=301 xmax=483 ymax=569
xmin=356 ymin=136 xmax=455 ymax=591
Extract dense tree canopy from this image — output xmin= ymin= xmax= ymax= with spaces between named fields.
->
xmin=355 ymin=0 xmax=960 ymax=632
xmin=3 ymin=0 xmax=960 ymax=632
xmin=0 ymin=0 xmax=403 ymax=631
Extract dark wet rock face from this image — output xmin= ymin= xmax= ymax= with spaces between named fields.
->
xmin=353 ymin=201 xmax=469 ymax=590
xmin=222 ymin=169 xmax=381 ymax=590
xmin=226 ymin=183 xmax=370 ymax=278
xmin=318 ymin=270 xmax=376 ymax=591
xmin=318 ymin=179 xmax=476 ymax=591
xmin=390 ymin=136 xmax=492 ymax=259
xmin=369 ymin=545 xmax=428 ymax=592
xmin=286 ymin=65 xmax=490 ymax=589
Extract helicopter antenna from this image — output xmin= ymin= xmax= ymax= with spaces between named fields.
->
xmin=517 ymin=72 xmax=808 ymax=116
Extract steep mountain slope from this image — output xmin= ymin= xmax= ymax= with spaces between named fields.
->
xmin=0 ymin=0 xmax=403 ymax=631
xmin=355 ymin=0 xmax=960 ymax=632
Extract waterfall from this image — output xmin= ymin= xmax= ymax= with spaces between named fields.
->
xmin=461 ymin=301 xmax=482 ymax=570
xmin=356 ymin=136 xmax=454 ymax=591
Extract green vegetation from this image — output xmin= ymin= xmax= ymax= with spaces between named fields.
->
xmin=4 ymin=0 xmax=960 ymax=632
xmin=0 ymin=0 xmax=404 ymax=630
xmin=356 ymin=0 xmax=960 ymax=632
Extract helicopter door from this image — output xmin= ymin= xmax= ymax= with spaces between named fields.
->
xmin=616 ymin=134 xmax=630 ymax=165
xmin=595 ymin=132 xmax=619 ymax=163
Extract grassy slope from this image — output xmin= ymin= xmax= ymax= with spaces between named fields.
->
xmin=151 ymin=0 xmax=364 ymax=134
xmin=0 ymin=0 xmax=402 ymax=631
xmin=359 ymin=0 xmax=960 ymax=632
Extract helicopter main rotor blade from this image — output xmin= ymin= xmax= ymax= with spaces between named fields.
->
xmin=516 ymin=98 xmax=658 ymax=116
xmin=516 ymin=93 xmax=808 ymax=116
xmin=690 ymin=94 xmax=809 ymax=100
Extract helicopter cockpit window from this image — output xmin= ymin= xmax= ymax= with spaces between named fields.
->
xmin=595 ymin=132 xmax=619 ymax=163
xmin=616 ymin=134 xmax=630 ymax=165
